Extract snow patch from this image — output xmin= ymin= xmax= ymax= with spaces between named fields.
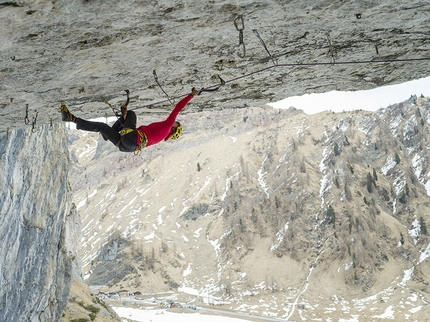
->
xmin=221 ymin=171 xmax=241 ymax=201
xmin=194 ymin=228 xmax=202 ymax=238
xmin=270 ymin=221 xmax=289 ymax=251
xmin=400 ymin=267 xmax=414 ymax=287
xmin=372 ymin=305 xmax=395 ymax=319
xmin=144 ymin=231 xmax=155 ymax=240
xmin=419 ymin=242 xmax=430 ymax=264
xmin=408 ymin=218 xmax=421 ymax=244
xmin=381 ymin=156 xmax=396 ymax=175
xmin=178 ymin=287 xmax=200 ymax=296
xmin=257 ymin=156 xmax=270 ymax=198
xmin=390 ymin=113 xmax=403 ymax=137
xmin=183 ymin=263 xmax=192 ymax=277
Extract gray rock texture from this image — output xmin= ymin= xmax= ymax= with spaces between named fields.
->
xmin=1 ymin=0 xmax=430 ymax=133
xmin=1 ymin=0 xmax=430 ymax=320
xmin=0 ymin=123 xmax=80 ymax=322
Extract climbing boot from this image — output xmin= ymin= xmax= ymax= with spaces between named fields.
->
xmin=60 ymin=103 xmax=76 ymax=122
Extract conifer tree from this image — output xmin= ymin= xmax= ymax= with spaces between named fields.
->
xmin=373 ymin=168 xmax=378 ymax=181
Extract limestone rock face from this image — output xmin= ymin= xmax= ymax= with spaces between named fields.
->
xmin=0 ymin=124 xmax=80 ymax=322
xmin=1 ymin=0 xmax=430 ymax=320
xmin=1 ymin=0 xmax=430 ymax=133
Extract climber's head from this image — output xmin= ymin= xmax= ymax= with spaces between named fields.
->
xmin=170 ymin=121 xmax=182 ymax=140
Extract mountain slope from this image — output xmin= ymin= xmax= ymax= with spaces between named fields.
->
xmin=70 ymin=96 xmax=430 ymax=320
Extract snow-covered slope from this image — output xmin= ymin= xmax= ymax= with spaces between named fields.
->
xmin=70 ymin=97 xmax=430 ymax=320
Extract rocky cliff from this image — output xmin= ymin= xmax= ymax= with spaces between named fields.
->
xmin=0 ymin=124 xmax=79 ymax=321
xmin=1 ymin=0 xmax=430 ymax=320
xmin=1 ymin=0 xmax=430 ymax=133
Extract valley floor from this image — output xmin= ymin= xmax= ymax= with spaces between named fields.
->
xmin=103 ymin=286 xmax=429 ymax=322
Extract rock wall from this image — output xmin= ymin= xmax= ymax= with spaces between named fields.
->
xmin=0 ymin=124 xmax=80 ymax=322
xmin=1 ymin=0 xmax=430 ymax=133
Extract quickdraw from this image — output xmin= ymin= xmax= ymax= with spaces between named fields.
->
xmin=31 ymin=111 xmax=38 ymax=133
xmin=24 ymin=104 xmax=38 ymax=132
xmin=326 ymin=33 xmax=336 ymax=64
xmin=120 ymin=128 xmax=134 ymax=136
xmin=24 ymin=104 xmax=30 ymax=125
xmin=234 ymin=15 xmax=245 ymax=58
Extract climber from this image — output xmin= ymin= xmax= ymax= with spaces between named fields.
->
xmin=60 ymin=88 xmax=200 ymax=153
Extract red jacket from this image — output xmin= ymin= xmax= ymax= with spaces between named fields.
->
xmin=137 ymin=94 xmax=193 ymax=147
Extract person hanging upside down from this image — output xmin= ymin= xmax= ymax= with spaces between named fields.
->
xmin=60 ymin=88 xmax=200 ymax=153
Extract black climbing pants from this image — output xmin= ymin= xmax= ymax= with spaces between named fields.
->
xmin=76 ymin=111 xmax=138 ymax=152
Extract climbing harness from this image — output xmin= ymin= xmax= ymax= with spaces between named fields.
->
xmin=134 ymin=129 xmax=148 ymax=156
xmin=104 ymin=93 xmax=148 ymax=156
xmin=24 ymin=104 xmax=30 ymax=125
xmin=153 ymin=70 xmax=174 ymax=105
xmin=234 ymin=15 xmax=246 ymax=58
xmin=120 ymin=128 xmax=134 ymax=136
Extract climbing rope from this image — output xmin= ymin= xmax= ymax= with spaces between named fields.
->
xmin=253 ymin=29 xmax=278 ymax=66
xmin=153 ymin=70 xmax=175 ymax=105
